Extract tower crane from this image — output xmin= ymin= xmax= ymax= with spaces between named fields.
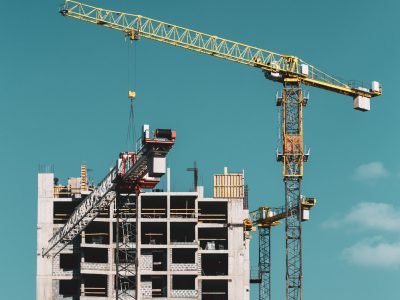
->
xmin=246 ymin=197 xmax=317 ymax=300
xmin=53 ymin=1 xmax=382 ymax=300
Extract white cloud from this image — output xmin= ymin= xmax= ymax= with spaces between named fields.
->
xmin=342 ymin=237 xmax=400 ymax=268
xmin=324 ymin=202 xmax=400 ymax=269
xmin=352 ymin=161 xmax=389 ymax=181
xmin=322 ymin=202 xmax=400 ymax=231
xmin=345 ymin=202 xmax=400 ymax=231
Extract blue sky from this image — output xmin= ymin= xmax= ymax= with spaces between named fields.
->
xmin=0 ymin=0 xmax=399 ymax=299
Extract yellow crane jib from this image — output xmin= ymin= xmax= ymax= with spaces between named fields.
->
xmin=246 ymin=198 xmax=317 ymax=232
xmin=59 ymin=0 xmax=382 ymax=112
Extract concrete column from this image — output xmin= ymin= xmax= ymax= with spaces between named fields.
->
xmin=81 ymin=282 xmax=84 ymax=297
xmin=195 ymin=194 xmax=200 ymax=299
xmin=167 ymin=192 xmax=171 ymax=297
xmin=109 ymin=200 xmax=114 ymax=298
xmin=136 ymin=193 xmax=142 ymax=300
xmin=227 ymin=198 xmax=250 ymax=300
xmin=36 ymin=173 xmax=55 ymax=300
xmin=107 ymin=202 xmax=115 ymax=299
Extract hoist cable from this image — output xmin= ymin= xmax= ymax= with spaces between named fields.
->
xmin=125 ymin=40 xmax=136 ymax=149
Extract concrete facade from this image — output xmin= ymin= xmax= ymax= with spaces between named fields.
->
xmin=37 ymin=168 xmax=250 ymax=299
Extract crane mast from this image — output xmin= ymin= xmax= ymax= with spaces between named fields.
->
xmin=56 ymin=1 xmax=382 ymax=300
xmin=248 ymin=198 xmax=316 ymax=300
xmin=282 ymin=81 xmax=304 ymax=300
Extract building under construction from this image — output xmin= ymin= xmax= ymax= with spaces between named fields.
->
xmin=37 ymin=164 xmax=250 ymax=299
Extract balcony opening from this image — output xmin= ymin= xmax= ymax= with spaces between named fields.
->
xmin=84 ymin=221 xmax=109 ymax=244
xmin=141 ymin=222 xmax=167 ymax=245
xmin=60 ymin=253 xmax=80 ymax=270
xmin=199 ymin=228 xmax=228 ymax=250
xmin=198 ymin=202 xmax=227 ymax=223
xmin=202 ymin=280 xmax=228 ymax=300
xmin=201 ymin=254 xmax=228 ymax=276
xmin=172 ymin=248 xmax=196 ymax=264
xmin=53 ymin=201 xmax=79 ymax=224
xmin=172 ymin=275 xmax=196 ymax=290
xmin=141 ymin=195 xmax=167 ymax=218
xmin=171 ymin=196 xmax=196 ymax=218
xmin=59 ymin=279 xmax=80 ymax=296
xmin=83 ymin=248 xmax=108 ymax=263
xmin=170 ymin=222 xmax=196 ymax=244
xmin=82 ymin=274 xmax=107 ymax=297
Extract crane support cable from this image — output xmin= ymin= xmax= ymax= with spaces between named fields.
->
xmin=60 ymin=0 xmax=381 ymax=99
xmin=126 ymin=99 xmax=135 ymax=148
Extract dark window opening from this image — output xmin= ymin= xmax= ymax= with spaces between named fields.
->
xmin=141 ymin=223 xmax=167 ymax=245
xmin=201 ymin=254 xmax=228 ymax=276
xmin=172 ymin=249 xmax=196 ymax=264
xmin=82 ymin=274 xmax=107 ymax=297
xmin=83 ymin=248 xmax=108 ymax=263
xmin=84 ymin=221 xmax=109 ymax=244
xmin=60 ymin=254 xmax=80 ymax=270
xmin=59 ymin=279 xmax=80 ymax=296
xmin=172 ymin=275 xmax=196 ymax=290
xmin=202 ymin=280 xmax=228 ymax=300
xmin=141 ymin=196 xmax=167 ymax=218
xmin=53 ymin=201 xmax=79 ymax=224
xmin=170 ymin=222 xmax=196 ymax=244
xmin=199 ymin=228 xmax=228 ymax=250
xmin=171 ymin=196 xmax=196 ymax=218
xmin=198 ymin=202 xmax=227 ymax=223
